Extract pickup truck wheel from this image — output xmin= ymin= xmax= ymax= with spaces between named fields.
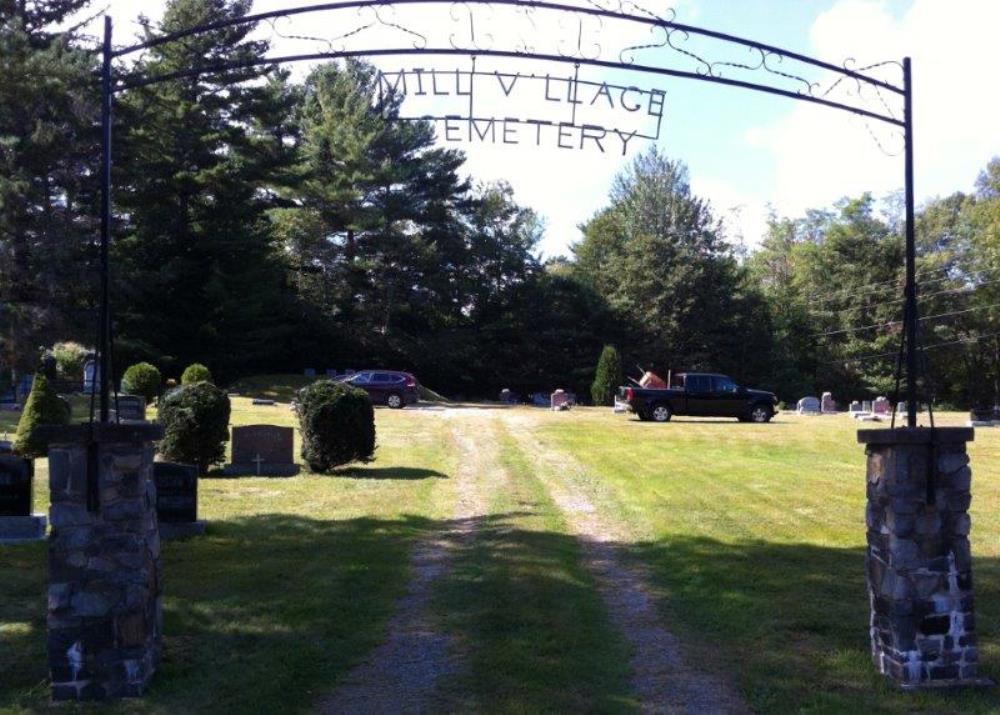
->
xmin=750 ymin=405 xmax=773 ymax=423
xmin=637 ymin=410 xmax=651 ymax=421
xmin=651 ymin=404 xmax=672 ymax=423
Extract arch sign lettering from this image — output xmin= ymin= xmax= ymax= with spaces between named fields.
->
xmin=91 ymin=0 xmax=923 ymax=428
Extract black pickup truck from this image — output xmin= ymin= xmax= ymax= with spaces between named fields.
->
xmin=619 ymin=372 xmax=779 ymax=423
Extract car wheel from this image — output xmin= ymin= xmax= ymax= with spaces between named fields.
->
xmin=651 ymin=404 xmax=672 ymax=423
xmin=750 ymin=405 xmax=773 ymax=423
xmin=386 ymin=393 xmax=404 ymax=409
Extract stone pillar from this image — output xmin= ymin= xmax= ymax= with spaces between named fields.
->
xmin=858 ymin=427 xmax=991 ymax=690
xmin=45 ymin=423 xmax=163 ymax=701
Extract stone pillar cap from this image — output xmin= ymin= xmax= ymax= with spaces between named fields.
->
xmin=857 ymin=426 xmax=973 ymax=445
xmin=38 ymin=422 xmax=163 ymax=444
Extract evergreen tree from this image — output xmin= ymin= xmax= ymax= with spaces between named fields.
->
xmin=591 ymin=345 xmax=623 ymax=406
xmin=0 ymin=1 xmax=97 ymax=381
xmin=114 ymin=0 xmax=297 ymax=381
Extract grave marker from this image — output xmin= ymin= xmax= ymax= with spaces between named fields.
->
xmin=796 ymin=396 xmax=821 ymax=415
xmin=821 ymin=392 xmax=836 ymax=414
xmin=153 ymin=462 xmax=205 ymax=539
xmin=224 ymin=424 xmax=299 ymax=476
xmin=0 ymin=455 xmax=46 ymax=543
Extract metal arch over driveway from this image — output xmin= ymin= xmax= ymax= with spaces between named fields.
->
xmin=89 ymin=0 xmax=923 ymax=428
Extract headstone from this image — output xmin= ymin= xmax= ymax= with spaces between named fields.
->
xmin=251 ymin=398 xmax=275 ymax=406
xmin=112 ymin=394 xmax=146 ymax=422
xmin=858 ymin=427 xmax=991 ymax=689
xmin=551 ymin=389 xmax=571 ymax=411
xmin=83 ymin=360 xmax=98 ymax=394
xmin=968 ymin=407 xmax=994 ymax=427
xmin=224 ymin=424 xmax=299 ymax=476
xmin=796 ymin=396 xmax=821 ymax=415
xmin=849 ymin=401 xmax=863 ymax=414
xmin=862 ymin=400 xmax=873 ymax=413
xmin=153 ymin=462 xmax=205 ymax=539
xmin=532 ymin=392 xmax=549 ymax=407
xmin=46 ymin=422 xmax=164 ymax=700
xmin=821 ymin=392 xmax=836 ymax=413
xmin=873 ymin=396 xmax=890 ymax=415
xmin=303 ymin=368 xmax=316 ymax=377
xmin=0 ymin=455 xmax=46 ymax=543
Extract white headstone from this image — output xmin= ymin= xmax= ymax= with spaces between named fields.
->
xmin=821 ymin=392 xmax=836 ymax=413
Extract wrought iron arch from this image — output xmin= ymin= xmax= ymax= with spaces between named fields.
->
xmin=89 ymin=1 xmax=923 ymax=428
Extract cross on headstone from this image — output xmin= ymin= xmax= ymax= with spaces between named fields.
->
xmin=253 ymin=454 xmax=265 ymax=476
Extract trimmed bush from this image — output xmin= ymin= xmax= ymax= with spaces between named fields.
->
xmin=52 ymin=342 xmax=90 ymax=381
xmin=13 ymin=373 xmax=71 ymax=458
xmin=591 ymin=345 xmax=624 ymax=406
xmin=181 ymin=363 xmax=213 ymax=385
xmin=158 ymin=382 xmax=231 ymax=474
xmin=121 ymin=362 xmax=162 ymax=403
xmin=297 ymin=380 xmax=376 ymax=472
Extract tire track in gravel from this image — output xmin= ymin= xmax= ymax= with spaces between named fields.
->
xmin=505 ymin=412 xmax=749 ymax=715
xmin=317 ymin=411 xmax=500 ymax=714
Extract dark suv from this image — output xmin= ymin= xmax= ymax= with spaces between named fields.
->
xmin=340 ymin=370 xmax=420 ymax=409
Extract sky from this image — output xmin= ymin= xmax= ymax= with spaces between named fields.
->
xmin=75 ymin=0 xmax=1000 ymax=258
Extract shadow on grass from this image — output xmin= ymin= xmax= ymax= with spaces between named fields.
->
xmin=3 ymin=520 xmax=1000 ymax=712
xmin=329 ymin=466 xmax=448 ymax=480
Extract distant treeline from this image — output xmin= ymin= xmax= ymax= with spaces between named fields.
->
xmin=2 ymin=0 xmax=998 ymax=407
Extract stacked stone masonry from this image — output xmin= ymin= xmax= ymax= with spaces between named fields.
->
xmin=861 ymin=428 xmax=983 ymax=688
xmin=47 ymin=438 xmax=162 ymax=700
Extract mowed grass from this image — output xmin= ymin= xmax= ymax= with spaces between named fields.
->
xmin=4 ymin=394 xmax=1000 ymax=712
xmin=536 ymin=408 xmax=1000 ymax=713
xmin=0 ymin=399 xmax=459 ymax=713
xmin=434 ymin=419 xmax=634 ymax=711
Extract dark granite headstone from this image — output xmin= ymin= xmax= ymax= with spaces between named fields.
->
xmin=0 ymin=455 xmax=33 ymax=516
xmin=153 ymin=462 xmax=204 ymax=539
xmin=153 ymin=462 xmax=197 ymax=522
xmin=224 ymin=424 xmax=299 ymax=476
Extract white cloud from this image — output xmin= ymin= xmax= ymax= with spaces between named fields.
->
xmin=746 ymin=0 xmax=1000 ymax=223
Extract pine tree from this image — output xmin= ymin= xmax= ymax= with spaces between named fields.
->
xmin=0 ymin=1 xmax=98 ymax=380
xmin=114 ymin=0 xmax=297 ymax=381
xmin=591 ymin=345 xmax=623 ymax=406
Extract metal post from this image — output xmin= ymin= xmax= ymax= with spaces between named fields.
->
xmin=99 ymin=16 xmax=113 ymax=423
xmin=903 ymin=56 xmax=917 ymax=429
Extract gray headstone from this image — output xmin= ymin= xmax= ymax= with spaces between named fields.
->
xmin=797 ymin=396 xmax=821 ymax=414
xmin=224 ymin=424 xmax=299 ymax=476
xmin=821 ymin=392 xmax=836 ymax=413
xmin=0 ymin=455 xmax=33 ymax=517
xmin=113 ymin=394 xmax=146 ymax=422
xmin=849 ymin=401 xmax=863 ymax=413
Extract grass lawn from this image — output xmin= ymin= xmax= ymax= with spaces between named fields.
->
xmin=3 ymin=393 xmax=1000 ymax=712
xmin=538 ymin=408 xmax=1000 ymax=713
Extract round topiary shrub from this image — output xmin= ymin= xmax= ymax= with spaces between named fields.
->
xmin=297 ymin=380 xmax=376 ymax=472
xmin=181 ymin=363 xmax=213 ymax=385
xmin=13 ymin=373 xmax=71 ymax=458
xmin=158 ymin=382 xmax=231 ymax=474
xmin=121 ymin=362 xmax=162 ymax=403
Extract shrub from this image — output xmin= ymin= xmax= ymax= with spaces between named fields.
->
xmin=121 ymin=362 xmax=162 ymax=403
xmin=181 ymin=363 xmax=213 ymax=385
xmin=297 ymin=380 xmax=375 ymax=472
xmin=158 ymin=382 xmax=231 ymax=474
xmin=52 ymin=342 xmax=90 ymax=381
xmin=591 ymin=345 xmax=624 ymax=406
xmin=13 ymin=373 xmax=71 ymax=458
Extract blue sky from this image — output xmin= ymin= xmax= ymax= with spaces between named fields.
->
xmin=82 ymin=0 xmax=999 ymax=256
